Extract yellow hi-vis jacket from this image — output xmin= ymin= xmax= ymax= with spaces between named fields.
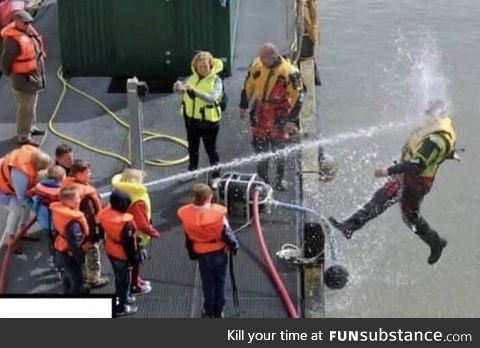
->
xmin=402 ymin=116 xmax=456 ymax=178
xmin=112 ymin=174 xmax=152 ymax=247
xmin=181 ymin=58 xmax=223 ymax=123
xmin=241 ymin=56 xmax=303 ymax=107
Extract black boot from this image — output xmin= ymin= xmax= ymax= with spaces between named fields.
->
xmin=328 ymin=217 xmax=353 ymax=239
xmin=330 ymin=187 xmax=396 ymax=239
xmin=428 ymin=237 xmax=447 ymax=265
xmin=416 ymin=230 xmax=447 ymax=265
xmin=328 ymin=202 xmax=383 ymax=240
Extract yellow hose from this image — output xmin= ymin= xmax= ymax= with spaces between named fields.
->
xmin=48 ymin=67 xmax=189 ymax=167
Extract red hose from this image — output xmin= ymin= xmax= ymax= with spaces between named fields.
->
xmin=0 ymin=217 xmax=37 ymax=294
xmin=252 ymin=190 xmax=299 ymax=318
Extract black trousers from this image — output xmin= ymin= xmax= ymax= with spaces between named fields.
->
xmin=185 ymin=122 xmax=220 ymax=177
xmin=342 ymin=177 xmax=442 ymax=246
xmin=58 ymin=252 xmax=87 ymax=295
xmin=198 ymin=250 xmax=228 ymax=317
xmin=252 ymin=137 xmax=286 ymax=183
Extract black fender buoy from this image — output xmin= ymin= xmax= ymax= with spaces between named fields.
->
xmin=324 ymin=264 xmax=349 ymax=289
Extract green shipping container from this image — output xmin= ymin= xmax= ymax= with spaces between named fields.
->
xmin=58 ymin=0 xmax=240 ymax=78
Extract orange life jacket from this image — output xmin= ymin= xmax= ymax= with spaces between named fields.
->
xmin=97 ymin=206 xmax=135 ymax=261
xmin=0 ymin=22 xmax=45 ymax=74
xmin=61 ymin=177 xmax=102 ymax=213
xmin=32 ymin=182 xmax=60 ymax=205
xmin=0 ymin=145 xmax=38 ymax=195
xmin=50 ymin=202 xmax=89 ymax=254
xmin=177 ymin=203 xmax=227 ymax=254
xmin=252 ymin=78 xmax=291 ymax=141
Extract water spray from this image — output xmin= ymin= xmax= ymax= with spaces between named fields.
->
xmin=98 ymin=120 xmax=412 ymax=200
xmin=216 ymin=172 xmax=349 ymax=290
xmin=302 ymin=145 xmax=338 ymax=183
xmin=270 ymin=200 xmax=348 ymax=289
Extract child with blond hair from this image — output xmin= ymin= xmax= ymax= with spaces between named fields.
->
xmin=31 ymin=165 xmax=66 ymax=266
xmin=112 ymin=168 xmax=161 ymax=295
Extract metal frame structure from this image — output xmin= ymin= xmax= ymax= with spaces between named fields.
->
xmin=217 ymin=172 xmax=273 ymax=234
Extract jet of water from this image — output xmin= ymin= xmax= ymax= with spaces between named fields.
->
xmin=141 ymin=120 xmax=412 ymax=190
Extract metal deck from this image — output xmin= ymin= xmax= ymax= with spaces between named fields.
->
xmin=0 ymin=0 xmax=308 ymax=318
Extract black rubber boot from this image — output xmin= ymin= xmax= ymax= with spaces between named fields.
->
xmin=331 ymin=187 xmax=397 ymax=240
xmin=329 ymin=206 xmax=378 ymax=239
xmin=416 ymin=230 xmax=447 ymax=265
xmin=428 ymin=237 xmax=447 ymax=265
xmin=328 ymin=217 xmax=353 ymax=239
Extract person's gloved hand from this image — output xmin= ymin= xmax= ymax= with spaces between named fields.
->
xmin=230 ymin=246 xmax=239 ymax=256
xmin=186 ymin=87 xmax=196 ymax=99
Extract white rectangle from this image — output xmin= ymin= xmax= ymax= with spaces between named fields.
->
xmin=0 ymin=298 xmax=112 ymax=318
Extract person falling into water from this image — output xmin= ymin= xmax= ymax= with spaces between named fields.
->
xmin=329 ymin=100 xmax=459 ymax=265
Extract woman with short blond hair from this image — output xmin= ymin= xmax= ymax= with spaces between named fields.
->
xmin=174 ymin=51 xmax=224 ymax=182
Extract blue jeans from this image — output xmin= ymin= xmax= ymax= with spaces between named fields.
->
xmin=198 ymin=250 xmax=228 ymax=317
xmin=109 ymin=257 xmax=131 ymax=312
xmin=57 ymin=252 xmax=86 ymax=294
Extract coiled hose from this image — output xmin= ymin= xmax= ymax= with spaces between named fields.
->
xmin=49 ymin=67 xmax=189 ymax=167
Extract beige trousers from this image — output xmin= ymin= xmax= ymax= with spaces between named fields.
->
xmin=12 ymin=88 xmax=38 ymax=141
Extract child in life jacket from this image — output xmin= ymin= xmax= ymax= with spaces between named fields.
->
xmin=32 ymin=165 xmax=66 ymax=234
xmin=51 ymin=186 xmax=90 ymax=294
xmin=97 ymin=190 xmax=138 ymax=317
xmin=31 ymin=165 xmax=66 ymax=266
xmin=111 ymin=168 xmax=161 ymax=295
